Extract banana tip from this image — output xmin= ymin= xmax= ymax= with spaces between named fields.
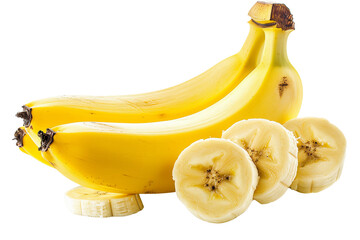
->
xmin=16 ymin=105 xmax=32 ymax=128
xmin=38 ymin=129 xmax=56 ymax=152
xmin=13 ymin=128 xmax=26 ymax=147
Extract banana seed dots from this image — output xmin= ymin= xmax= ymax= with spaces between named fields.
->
xmin=298 ymin=139 xmax=323 ymax=167
xmin=204 ymin=168 xmax=231 ymax=191
xmin=240 ymin=139 xmax=270 ymax=163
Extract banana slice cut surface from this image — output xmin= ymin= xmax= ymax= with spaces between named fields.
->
xmin=172 ymin=138 xmax=258 ymax=223
xmin=283 ymin=117 xmax=346 ymax=193
xmin=65 ymin=186 xmax=143 ymax=217
xmin=222 ymin=119 xmax=298 ymax=204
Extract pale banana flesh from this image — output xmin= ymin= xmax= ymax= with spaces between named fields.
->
xmin=222 ymin=119 xmax=298 ymax=204
xmin=65 ymin=186 xmax=143 ymax=217
xmin=248 ymin=1 xmax=274 ymax=22
xmin=283 ymin=118 xmax=346 ymax=193
xmin=172 ymin=138 xmax=258 ymax=223
xmin=35 ymin=25 xmax=302 ymax=194
xmin=19 ymin=21 xmax=265 ymax=145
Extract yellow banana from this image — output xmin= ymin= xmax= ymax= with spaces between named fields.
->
xmin=36 ymin=11 xmax=303 ymax=194
xmin=14 ymin=127 xmax=53 ymax=167
xmin=17 ymin=20 xmax=265 ymax=145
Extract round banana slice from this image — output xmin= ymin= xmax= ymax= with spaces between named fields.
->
xmin=283 ymin=117 xmax=346 ymax=193
xmin=222 ymin=119 xmax=298 ymax=204
xmin=172 ymin=138 xmax=258 ymax=223
xmin=65 ymin=186 xmax=143 ymax=217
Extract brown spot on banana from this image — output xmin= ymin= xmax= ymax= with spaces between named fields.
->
xmin=95 ymin=191 xmax=108 ymax=196
xmin=279 ymin=77 xmax=289 ymax=97
xmin=142 ymin=180 xmax=155 ymax=193
xmin=48 ymin=161 xmax=57 ymax=168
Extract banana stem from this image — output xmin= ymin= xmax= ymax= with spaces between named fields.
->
xmin=248 ymin=2 xmax=295 ymax=31
xmin=259 ymin=27 xmax=291 ymax=66
xmin=14 ymin=128 xmax=26 ymax=147
xmin=237 ymin=21 xmax=265 ymax=65
xmin=16 ymin=105 xmax=32 ymax=127
xmin=38 ymin=129 xmax=56 ymax=152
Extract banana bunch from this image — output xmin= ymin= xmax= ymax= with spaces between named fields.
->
xmin=16 ymin=1 xmax=302 ymax=193
xmin=13 ymin=2 xmax=346 ymax=222
xmin=16 ymin=19 xmax=265 ymax=146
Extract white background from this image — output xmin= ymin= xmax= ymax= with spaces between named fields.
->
xmin=1 ymin=0 xmax=359 ymax=239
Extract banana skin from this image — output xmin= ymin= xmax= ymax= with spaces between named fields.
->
xmin=17 ymin=21 xmax=265 ymax=145
xmin=34 ymin=25 xmax=302 ymax=194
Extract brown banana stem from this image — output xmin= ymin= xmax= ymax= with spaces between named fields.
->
xmin=13 ymin=128 xmax=26 ymax=147
xmin=38 ymin=129 xmax=56 ymax=152
xmin=16 ymin=105 xmax=32 ymax=128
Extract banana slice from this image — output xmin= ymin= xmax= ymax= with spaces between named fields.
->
xmin=283 ymin=117 xmax=346 ymax=193
xmin=172 ymin=138 xmax=258 ymax=223
xmin=65 ymin=186 xmax=143 ymax=217
xmin=222 ymin=119 xmax=298 ymax=204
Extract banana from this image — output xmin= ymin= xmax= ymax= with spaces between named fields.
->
xmin=172 ymin=138 xmax=258 ymax=223
xmin=14 ymin=127 xmax=53 ymax=167
xmin=222 ymin=119 xmax=298 ymax=204
xmin=283 ymin=118 xmax=346 ymax=193
xmin=65 ymin=186 xmax=143 ymax=217
xmin=17 ymin=20 xmax=265 ymax=145
xmin=35 ymin=9 xmax=302 ymax=195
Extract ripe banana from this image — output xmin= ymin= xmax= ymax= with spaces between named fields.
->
xmin=172 ymin=138 xmax=258 ymax=223
xmin=283 ymin=118 xmax=346 ymax=193
xmin=65 ymin=186 xmax=143 ymax=217
xmin=14 ymin=127 xmax=53 ymax=167
xmin=222 ymin=119 xmax=298 ymax=204
xmin=35 ymin=12 xmax=302 ymax=194
xmin=17 ymin=20 xmax=265 ymax=145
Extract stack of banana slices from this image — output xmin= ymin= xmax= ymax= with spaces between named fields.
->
xmin=173 ymin=118 xmax=346 ymax=223
xmin=13 ymin=2 xmax=346 ymax=222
